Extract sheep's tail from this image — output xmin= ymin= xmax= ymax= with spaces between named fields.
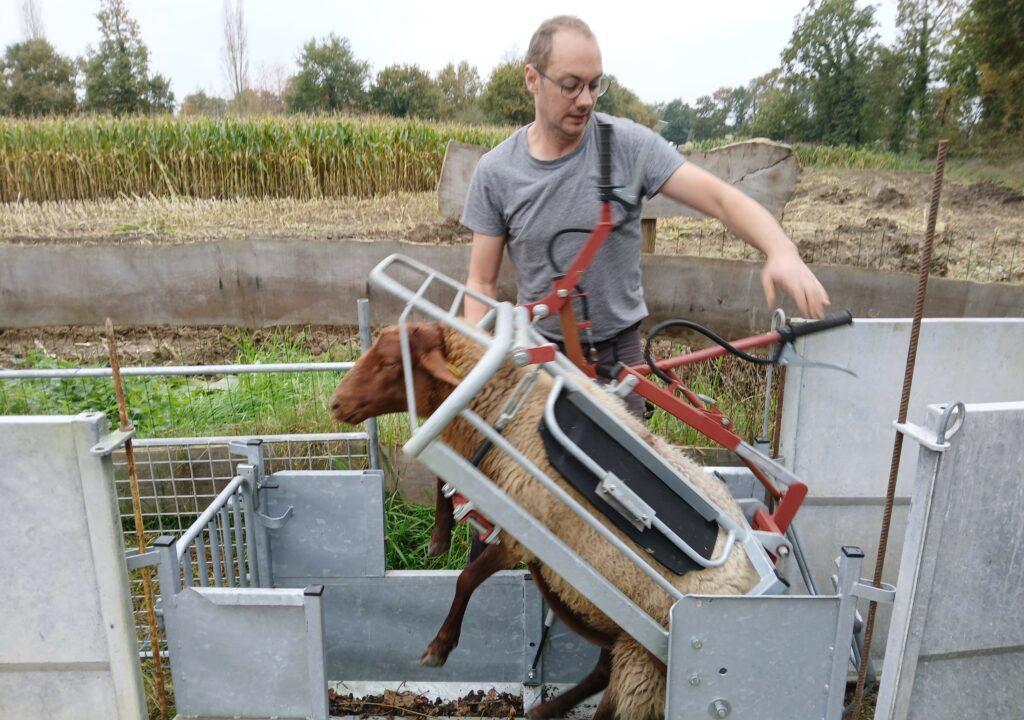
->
xmin=608 ymin=637 xmax=666 ymax=720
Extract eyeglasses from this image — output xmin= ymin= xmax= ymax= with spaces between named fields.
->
xmin=534 ymin=68 xmax=610 ymax=100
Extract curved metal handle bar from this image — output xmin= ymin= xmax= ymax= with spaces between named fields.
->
xmin=403 ymin=302 xmax=516 ymax=458
xmin=176 ymin=474 xmax=245 ymax=561
xmin=369 ymin=253 xmax=496 ymax=346
xmin=542 ymin=378 xmax=736 ymax=570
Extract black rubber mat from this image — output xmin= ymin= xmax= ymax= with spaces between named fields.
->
xmin=539 ymin=389 xmax=718 ymax=575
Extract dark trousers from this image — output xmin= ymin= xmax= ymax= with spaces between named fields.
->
xmin=468 ymin=322 xmax=647 ymax=561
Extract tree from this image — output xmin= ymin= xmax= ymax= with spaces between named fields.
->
xmin=746 ymin=69 xmax=815 ymax=140
xmin=690 ymin=93 xmax=731 ymax=140
xmin=888 ymin=0 xmax=960 ymax=151
xmin=81 ymin=0 xmax=174 ymax=114
xmin=0 ymin=39 xmax=77 ymax=116
xmin=369 ymin=64 xmax=442 ymax=118
xmin=480 ymin=59 xmax=533 ymax=125
xmin=20 ymin=0 xmax=45 ymax=41
xmin=598 ymin=75 xmax=658 ymax=126
xmin=286 ymin=34 xmax=369 ymax=113
xmin=221 ymin=0 xmax=249 ymax=102
xmin=436 ymin=61 xmax=481 ymax=114
xmin=658 ymin=99 xmax=695 ymax=144
xmin=782 ymin=0 xmax=880 ymax=145
xmin=180 ymin=90 xmax=227 ymax=116
xmin=950 ymin=0 xmax=1024 ymax=142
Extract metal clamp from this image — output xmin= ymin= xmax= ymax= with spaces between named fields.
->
xmin=89 ymin=427 xmax=136 ymax=456
xmin=124 ymin=549 xmax=159 ymax=570
xmin=893 ymin=401 xmax=965 ymax=452
xmin=852 ymin=580 xmax=897 ymax=605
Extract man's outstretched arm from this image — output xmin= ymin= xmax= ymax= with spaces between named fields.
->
xmin=464 ymin=232 xmax=506 ymax=325
xmin=658 ymin=161 xmax=830 ymax=318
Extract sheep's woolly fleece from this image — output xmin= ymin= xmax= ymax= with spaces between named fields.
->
xmin=437 ymin=329 xmax=761 ymax=719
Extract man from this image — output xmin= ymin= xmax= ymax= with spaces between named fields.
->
xmin=461 ymin=15 xmax=830 ymax=418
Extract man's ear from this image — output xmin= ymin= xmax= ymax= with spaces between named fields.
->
xmin=418 ymin=347 xmax=463 ymax=387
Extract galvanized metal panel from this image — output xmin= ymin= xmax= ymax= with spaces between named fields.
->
xmin=266 ymin=470 xmax=385 ymax=582
xmin=168 ymin=586 xmax=317 ymax=719
xmin=875 ymin=402 xmax=1024 ymax=720
xmin=666 ymin=595 xmax=841 ymax=720
xmin=0 ymin=414 xmax=146 ymax=720
xmin=320 ymin=571 xmax=529 ymax=684
xmin=778 ymin=318 xmax=1024 ymax=659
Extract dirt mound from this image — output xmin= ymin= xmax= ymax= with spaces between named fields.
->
xmin=406 ymin=217 xmax=471 ymax=244
xmin=949 ymin=180 xmax=1024 ymax=206
xmin=329 ymin=688 xmax=523 ymax=717
xmin=866 ymin=216 xmax=900 ymax=232
xmin=815 ymin=186 xmax=855 ymax=204
xmin=871 ymin=185 xmax=909 ymax=207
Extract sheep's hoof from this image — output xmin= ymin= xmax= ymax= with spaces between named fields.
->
xmin=419 ymin=648 xmax=448 ymax=667
xmin=427 ymin=535 xmax=451 ymax=557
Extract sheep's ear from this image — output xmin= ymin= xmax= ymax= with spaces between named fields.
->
xmin=418 ymin=348 xmax=462 ymax=387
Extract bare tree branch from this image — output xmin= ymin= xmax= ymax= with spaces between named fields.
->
xmin=221 ymin=0 xmax=249 ymax=99
xmin=21 ymin=0 xmax=45 ymax=40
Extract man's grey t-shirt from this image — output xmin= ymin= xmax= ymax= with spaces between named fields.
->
xmin=460 ymin=112 xmax=685 ymax=341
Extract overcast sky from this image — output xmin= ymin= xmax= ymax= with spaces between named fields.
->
xmin=0 ymin=0 xmax=899 ymax=107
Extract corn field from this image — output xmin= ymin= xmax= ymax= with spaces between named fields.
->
xmin=0 ymin=114 xmax=513 ymax=202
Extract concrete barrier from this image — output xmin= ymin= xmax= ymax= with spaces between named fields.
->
xmin=2 ymin=239 xmax=1022 ymax=335
xmin=0 ymin=413 xmax=146 ymax=720
xmin=437 ymin=138 xmax=798 ymax=220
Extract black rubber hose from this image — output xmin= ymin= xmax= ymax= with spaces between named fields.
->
xmin=643 ymin=319 xmax=777 ymax=385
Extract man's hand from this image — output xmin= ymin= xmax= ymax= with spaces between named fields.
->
xmin=761 ymin=246 xmax=830 ymax=319
xmin=659 ymin=161 xmax=831 ymax=318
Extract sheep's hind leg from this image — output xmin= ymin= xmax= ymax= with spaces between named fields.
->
xmin=428 ymin=477 xmax=455 ymax=557
xmin=420 ymin=542 xmax=515 ymax=667
xmin=527 ymin=647 xmax=611 ymax=720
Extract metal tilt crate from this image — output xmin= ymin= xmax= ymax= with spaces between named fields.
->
xmin=369 ymin=252 xmax=894 ymax=720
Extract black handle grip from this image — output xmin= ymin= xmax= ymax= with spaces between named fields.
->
xmin=779 ymin=310 xmax=853 ymax=343
xmin=596 ymin=121 xmax=613 ymax=199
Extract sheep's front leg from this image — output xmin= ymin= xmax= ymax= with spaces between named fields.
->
xmin=420 ymin=542 xmax=514 ymax=666
xmin=428 ymin=477 xmax=455 ymax=557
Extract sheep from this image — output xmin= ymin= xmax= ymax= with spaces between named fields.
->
xmin=331 ymin=322 xmax=761 ymax=720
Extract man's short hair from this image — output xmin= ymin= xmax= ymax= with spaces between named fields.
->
xmin=525 ymin=15 xmax=596 ymax=72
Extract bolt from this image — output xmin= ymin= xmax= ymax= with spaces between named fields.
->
xmin=557 ymin=288 xmax=569 ymax=298
xmin=527 ymin=668 xmax=536 ymax=680
xmin=710 ymin=699 xmax=730 ymax=718
xmin=721 ymin=417 xmax=730 ymax=427
xmin=691 ymin=638 xmax=703 ymax=650
xmin=777 ymin=545 xmax=790 ymax=557
xmin=689 ymin=673 xmax=701 ymax=687
xmin=534 ymin=304 xmax=550 ymax=319
xmin=512 ymin=350 xmax=530 ymax=367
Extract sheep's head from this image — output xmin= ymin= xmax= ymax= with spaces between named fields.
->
xmin=330 ymin=323 xmax=462 ymax=425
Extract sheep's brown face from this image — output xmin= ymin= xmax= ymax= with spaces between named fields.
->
xmin=330 ymin=323 xmax=462 ymax=425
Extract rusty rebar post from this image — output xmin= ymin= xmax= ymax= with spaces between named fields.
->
xmin=106 ymin=319 xmax=168 ymax=720
xmin=850 ymin=140 xmax=949 ymax=714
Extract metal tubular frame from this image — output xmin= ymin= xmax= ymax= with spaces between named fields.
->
xmin=368 ymin=253 xmax=787 ymax=660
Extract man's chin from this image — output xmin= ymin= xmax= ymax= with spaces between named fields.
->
xmin=561 ymin=115 xmax=589 ymax=135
